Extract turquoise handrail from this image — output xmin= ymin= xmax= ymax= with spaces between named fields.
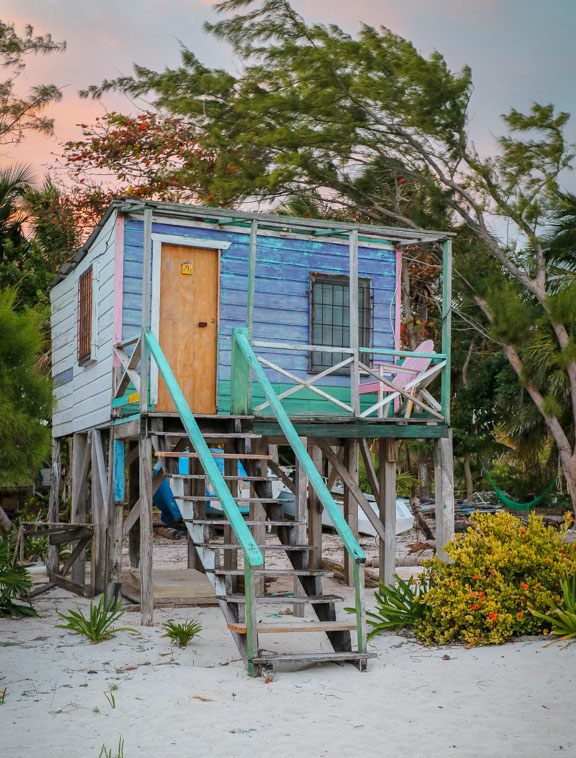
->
xmin=233 ymin=328 xmax=365 ymax=564
xmin=144 ymin=330 xmax=263 ymax=568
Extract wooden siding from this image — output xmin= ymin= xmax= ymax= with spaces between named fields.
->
xmin=51 ymin=212 xmax=118 ymax=437
xmin=122 ymin=218 xmax=398 ymax=416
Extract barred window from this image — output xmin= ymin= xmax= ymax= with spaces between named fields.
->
xmin=77 ymin=267 xmax=93 ymax=363
xmin=310 ymin=272 xmax=372 ymax=372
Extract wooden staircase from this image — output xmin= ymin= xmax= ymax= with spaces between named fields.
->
xmin=153 ymin=427 xmax=374 ymax=675
xmin=144 ymin=328 xmax=373 ymax=677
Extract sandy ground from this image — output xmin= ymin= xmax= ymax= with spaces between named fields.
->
xmin=1 ymin=537 xmax=575 ymax=758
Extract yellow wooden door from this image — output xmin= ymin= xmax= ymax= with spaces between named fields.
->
xmin=156 ymin=244 xmax=219 ymax=414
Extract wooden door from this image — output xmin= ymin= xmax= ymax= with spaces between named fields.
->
xmin=156 ymin=244 xmax=219 ymax=414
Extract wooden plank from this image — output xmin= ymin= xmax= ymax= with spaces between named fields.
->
xmin=294 ymin=437 xmax=308 ymax=617
xmin=343 ymin=439 xmax=359 ymax=586
xmin=91 ymin=429 xmax=108 ymax=594
xmin=46 ymin=438 xmax=61 ymax=576
xmin=156 ymin=451 xmax=272 ymax=460
xmin=378 ymin=438 xmax=397 ymax=586
xmin=139 ymin=433 xmax=154 ymax=625
xmin=49 ymin=526 xmax=93 ymax=545
xmin=253 ymin=421 xmax=450 ymax=439
xmin=51 ymin=573 xmax=93 ymax=597
xmin=434 ymin=431 xmax=455 ymax=560
xmin=349 ymin=228 xmax=360 ymax=416
xmin=251 ymin=652 xmax=376 ymax=663
xmin=359 ymin=439 xmax=379 ymax=500
xmin=228 ymin=621 xmax=357 ymax=634
xmin=315 ymin=439 xmax=386 ymax=544
xmin=107 ymin=428 xmax=124 ymax=603
xmin=157 ymin=244 xmax=219 ymax=414
xmin=71 ymin=433 xmax=89 ymax=586
xmin=441 ymin=239 xmax=452 ymax=424
xmin=267 ymin=459 xmax=295 ymax=494
xmin=308 ymin=443 xmax=323 ymax=569
xmin=59 ymin=537 xmax=90 ymax=577
xmin=140 ymin=207 xmax=152 ymax=413
xmin=246 ymin=219 xmax=258 ymax=339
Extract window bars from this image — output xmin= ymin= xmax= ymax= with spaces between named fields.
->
xmin=77 ymin=267 xmax=93 ymax=363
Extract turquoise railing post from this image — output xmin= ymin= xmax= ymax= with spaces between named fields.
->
xmin=230 ymin=326 xmax=252 ymax=415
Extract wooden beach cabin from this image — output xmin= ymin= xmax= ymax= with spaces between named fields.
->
xmin=46 ymin=199 xmax=454 ymax=675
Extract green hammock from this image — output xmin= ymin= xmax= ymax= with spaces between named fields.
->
xmin=483 ymin=469 xmax=557 ymax=510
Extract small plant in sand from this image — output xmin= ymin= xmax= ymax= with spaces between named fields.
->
xmin=354 ymin=574 xmax=430 ymax=638
xmin=56 ymin=596 xmax=139 ymax=643
xmin=99 ymin=737 xmax=124 ymax=758
xmin=531 ymin=574 xmax=576 ymax=647
xmin=103 ymin=691 xmax=116 ymax=709
xmin=0 ymin=537 xmax=38 ymax=618
xmin=162 ymin=618 xmax=202 ymax=647
xmin=0 ymin=687 xmax=7 ymax=704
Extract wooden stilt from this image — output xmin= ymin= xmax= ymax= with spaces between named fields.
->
xmin=343 ymin=439 xmax=359 ymax=586
xmin=188 ymin=457 xmax=205 ymax=572
xmin=127 ymin=441 xmax=140 ymax=569
xmin=249 ymin=438 xmax=266 ymax=595
xmin=378 ymin=438 xmax=397 ymax=586
xmin=293 ymin=437 xmax=308 ymax=616
xmin=106 ymin=430 xmax=124 ymax=603
xmin=434 ymin=431 xmax=455 ymax=560
xmin=139 ymin=430 xmax=154 ymax=625
xmin=91 ymin=429 xmax=108 ymax=593
xmin=71 ymin=433 xmax=89 ymax=586
xmin=46 ymin=437 xmax=61 ymax=577
xmin=307 ymin=443 xmax=323 ymax=569
xmin=223 ymin=446 xmax=238 ymax=577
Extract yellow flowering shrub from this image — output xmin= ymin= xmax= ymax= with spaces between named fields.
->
xmin=414 ymin=511 xmax=576 ymax=646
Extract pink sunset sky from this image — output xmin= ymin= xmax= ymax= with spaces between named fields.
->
xmin=2 ymin=0 xmax=575 ymax=188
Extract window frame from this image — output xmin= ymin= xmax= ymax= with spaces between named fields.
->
xmin=77 ymin=265 xmax=95 ymax=365
xmin=309 ymin=271 xmax=372 ymax=374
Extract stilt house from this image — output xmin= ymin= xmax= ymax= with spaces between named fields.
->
xmin=46 ymin=199 xmax=454 ymax=675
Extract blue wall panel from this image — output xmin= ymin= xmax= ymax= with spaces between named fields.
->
xmin=121 ymin=218 xmax=398 ymax=410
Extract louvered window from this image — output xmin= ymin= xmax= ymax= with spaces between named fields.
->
xmin=77 ymin=267 xmax=93 ymax=363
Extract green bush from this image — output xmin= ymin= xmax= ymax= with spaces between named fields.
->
xmin=363 ymin=574 xmax=430 ymax=638
xmin=414 ymin=511 xmax=576 ymax=646
xmin=0 ymin=537 xmax=38 ymax=617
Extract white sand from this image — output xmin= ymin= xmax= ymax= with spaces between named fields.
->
xmin=1 ymin=580 xmax=574 ymax=758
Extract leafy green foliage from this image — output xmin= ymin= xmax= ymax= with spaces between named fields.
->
xmin=161 ymin=618 xmax=203 ymax=647
xmin=0 ymin=536 xmax=37 ymax=617
xmin=531 ymin=574 xmax=576 ymax=645
xmin=358 ymin=575 xmax=430 ymax=639
xmin=99 ymin=738 xmax=124 ymax=758
xmin=415 ymin=512 xmax=576 ymax=646
xmin=0 ymin=288 xmax=51 ymax=485
xmin=56 ymin=596 xmax=140 ymax=643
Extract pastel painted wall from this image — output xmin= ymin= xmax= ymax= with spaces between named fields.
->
xmin=121 ymin=216 xmax=399 ymax=416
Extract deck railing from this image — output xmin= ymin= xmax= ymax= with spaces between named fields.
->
xmin=241 ymin=339 xmax=448 ymax=421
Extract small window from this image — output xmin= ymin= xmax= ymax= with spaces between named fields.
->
xmin=77 ymin=267 xmax=93 ymax=363
xmin=310 ymin=272 xmax=372 ymax=372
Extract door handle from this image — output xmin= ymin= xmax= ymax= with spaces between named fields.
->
xmin=198 ymin=322 xmax=208 ymax=327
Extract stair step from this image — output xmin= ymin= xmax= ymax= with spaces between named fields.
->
xmin=177 ymin=496 xmax=281 ymax=503
xmin=196 ymin=543 xmax=318 ymax=551
xmin=157 ymin=452 xmax=272 ymax=460
xmin=213 ymin=568 xmax=331 ymax=577
xmin=185 ymin=520 xmax=303 ymax=526
xmin=169 ymin=475 xmax=278 ymax=482
xmin=228 ymin=621 xmax=357 ymax=634
xmin=221 ymin=593 xmax=342 ymax=605
xmin=250 ymin=652 xmax=377 ymax=664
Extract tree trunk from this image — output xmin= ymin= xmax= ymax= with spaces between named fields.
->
xmin=464 ymin=452 xmax=474 ymax=500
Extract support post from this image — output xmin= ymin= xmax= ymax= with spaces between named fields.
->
xmin=441 ymin=238 xmax=452 ymax=424
xmin=378 ymin=438 xmax=397 ymax=586
xmin=127 ymin=441 xmax=140 ymax=569
xmin=307 ymin=443 xmax=323 ymax=568
xmin=139 ymin=428 xmax=154 ymax=625
xmin=71 ymin=433 xmax=88 ymax=586
xmin=140 ymin=206 xmax=153 ymax=413
xmin=91 ymin=429 xmax=108 ymax=594
xmin=106 ymin=433 xmax=124 ymax=603
xmin=349 ymin=229 xmax=360 ymax=416
xmin=343 ymin=439 xmax=359 ymax=586
xmin=434 ymin=431 xmax=455 ymax=560
xmin=47 ymin=437 xmax=61 ymax=577
xmin=293 ymin=437 xmax=308 ymax=616
xmin=246 ymin=219 xmax=258 ymax=341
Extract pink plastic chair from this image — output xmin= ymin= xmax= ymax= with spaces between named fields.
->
xmin=359 ymin=340 xmax=435 ymax=417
